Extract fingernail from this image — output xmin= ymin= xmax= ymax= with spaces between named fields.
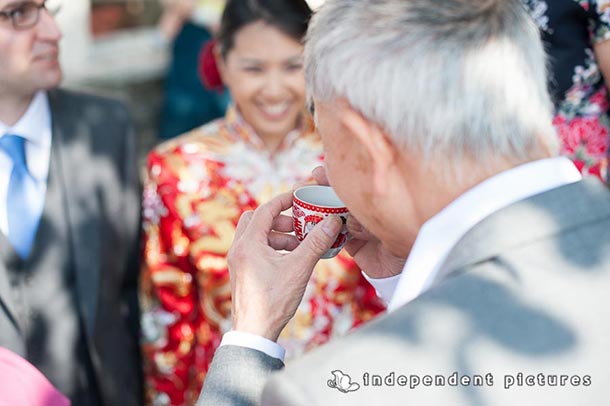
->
xmin=321 ymin=216 xmax=342 ymax=237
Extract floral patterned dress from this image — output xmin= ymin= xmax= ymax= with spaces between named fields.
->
xmin=524 ymin=0 xmax=610 ymax=181
xmin=139 ymin=107 xmax=385 ymax=406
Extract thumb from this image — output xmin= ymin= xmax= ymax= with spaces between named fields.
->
xmin=294 ymin=216 xmax=342 ymax=263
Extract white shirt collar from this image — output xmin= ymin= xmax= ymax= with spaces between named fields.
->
xmin=387 ymin=157 xmax=582 ymax=312
xmin=0 ymin=91 xmax=52 ymax=147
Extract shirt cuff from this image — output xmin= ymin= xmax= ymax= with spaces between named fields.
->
xmin=219 ymin=331 xmax=286 ymax=362
xmin=362 ymin=271 xmax=402 ymax=305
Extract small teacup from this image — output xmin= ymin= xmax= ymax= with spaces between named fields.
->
xmin=293 ymin=185 xmax=349 ymax=259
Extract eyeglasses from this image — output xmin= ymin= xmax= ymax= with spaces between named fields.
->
xmin=0 ymin=1 xmax=61 ymax=30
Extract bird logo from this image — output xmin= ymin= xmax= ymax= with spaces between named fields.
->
xmin=327 ymin=370 xmax=361 ymax=393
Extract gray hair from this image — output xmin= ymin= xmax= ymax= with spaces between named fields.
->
xmin=305 ymin=0 xmax=558 ymax=174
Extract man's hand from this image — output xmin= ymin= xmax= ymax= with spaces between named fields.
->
xmin=312 ymin=166 xmax=406 ymax=279
xmin=228 ymin=192 xmax=342 ymax=342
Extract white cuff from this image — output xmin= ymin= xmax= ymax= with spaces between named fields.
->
xmin=219 ymin=331 xmax=286 ymax=362
xmin=362 ymin=271 xmax=402 ymax=305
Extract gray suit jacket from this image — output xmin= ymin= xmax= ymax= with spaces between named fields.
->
xmin=0 ymin=89 xmax=143 ymax=406
xmin=199 ymin=178 xmax=610 ymax=405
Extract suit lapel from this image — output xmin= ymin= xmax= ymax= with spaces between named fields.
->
xmin=48 ymin=90 xmax=101 ymax=337
xmin=433 ymin=178 xmax=610 ymax=286
xmin=0 ymin=233 xmax=24 ymax=334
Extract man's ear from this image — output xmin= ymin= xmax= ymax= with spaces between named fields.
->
xmin=339 ymin=105 xmax=397 ymax=196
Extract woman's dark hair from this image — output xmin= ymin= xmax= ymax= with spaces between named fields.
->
xmin=218 ymin=0 xmax=312 ymax=58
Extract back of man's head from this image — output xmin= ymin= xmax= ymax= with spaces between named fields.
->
xmin=305 ymin=0 xmax=558 ymax=177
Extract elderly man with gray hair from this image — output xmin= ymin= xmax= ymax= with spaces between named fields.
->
xmin=198 ymin=0 xmax=610 ymax=404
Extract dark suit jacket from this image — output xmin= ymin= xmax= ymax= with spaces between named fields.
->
xmin=199 ymin=178 xmax=610 ymax=405
xmin=0 ymin=89 xmax=143 ymax=406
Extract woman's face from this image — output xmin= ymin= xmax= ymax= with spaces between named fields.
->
xmin=219 ymin=21 xmax=306 ymax=143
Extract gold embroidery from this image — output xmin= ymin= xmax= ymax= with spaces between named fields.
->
xmin=195 ymin=254 xmax=227 ymax=273
xmin=151 ymin=267 xmax=193 ymax=297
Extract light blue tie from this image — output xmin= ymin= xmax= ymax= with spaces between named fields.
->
xmin=0 ymin=134 xmax=41 ymax=258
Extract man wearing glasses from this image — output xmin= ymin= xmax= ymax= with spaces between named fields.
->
xmin=0 ymin=1 xmax=142 ymax=405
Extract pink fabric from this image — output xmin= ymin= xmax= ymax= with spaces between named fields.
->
xmin=0 ymin=347 xmax=70 ymax=406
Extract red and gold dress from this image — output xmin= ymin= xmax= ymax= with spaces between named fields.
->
xmin=139 ymin=108 xmax=385 ymax=406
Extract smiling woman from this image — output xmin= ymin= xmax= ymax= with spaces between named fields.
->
xmin=138 ymin=1 xmax=386 ymax=405
xmin=216 ymin=20 xmax=306 ymax=151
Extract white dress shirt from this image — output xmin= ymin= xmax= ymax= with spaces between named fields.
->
xmin=0 ymin=91 xmax=52 ymax=237
xmin=221 ymin=157 xmax=582 ymax=361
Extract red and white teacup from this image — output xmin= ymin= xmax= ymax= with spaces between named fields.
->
xmin=293 ymin=185 xmax=349 ymax=259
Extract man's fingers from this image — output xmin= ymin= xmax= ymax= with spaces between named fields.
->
xmin=234 ymin=210 xmax=254 ymax=241
xmin=293 ymin=216 xmax=342 ymax=264
xmin=271 ymin=215 xmax=294 ymax=233
xmin=268 ymin=232 xmax=300 ymax=252
xmin=248 ymin=193 xmax=294 ymax=239
xmin=312 ymin=166 xmax=329 ymax=186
